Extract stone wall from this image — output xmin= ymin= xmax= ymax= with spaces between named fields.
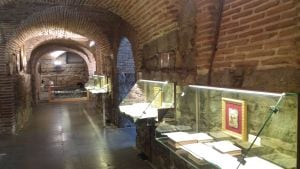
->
xmin=138 ymin=0 xmax=300 ymax=93
xmin=40 ymin=53 xmax=88 ymax=89
xmin=151 ymin=87 xmax=298 ymax=169
xmin=210 ymin=67 xmax=300 ymax=93
xmin=141 ymin=0 xmax=198 ymax=85
xmin=175 ymin=87 xmax=298 ymax=168
xmin=127 ymin=1 xmax=299 ymax=167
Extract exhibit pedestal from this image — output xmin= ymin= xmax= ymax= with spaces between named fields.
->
xmin=136 ymin=118 xmax=156 ymax=162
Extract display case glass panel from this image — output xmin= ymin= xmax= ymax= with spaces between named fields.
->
xmin=119 ymin=79 xmax=175 ymax=122
xmin=84 ymin=75 xmax=110 ymax=94
xmin=156 ymin=85 xmax=298 ymax=169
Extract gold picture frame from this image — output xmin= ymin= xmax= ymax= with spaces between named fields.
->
xmin=222 ymin=98 xmax=247 ymax=141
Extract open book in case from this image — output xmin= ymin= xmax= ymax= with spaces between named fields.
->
xmin=118 ymin=79 xmax=175 ymax=122
xmin=155 ymin=85 xmax=299 ymax=169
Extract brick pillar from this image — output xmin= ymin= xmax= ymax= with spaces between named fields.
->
xmin=0 ymin=71 xmax=16 ymax=134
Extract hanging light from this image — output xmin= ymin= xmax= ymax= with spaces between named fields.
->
xmin=89 ymin=41 xmax=95 ymax=47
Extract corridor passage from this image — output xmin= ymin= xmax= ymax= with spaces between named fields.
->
xmin=0 ymin=102 xmax=152 ymax=169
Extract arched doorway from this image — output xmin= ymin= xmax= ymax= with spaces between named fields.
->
xmin=117 ymin=37 xmax=136 ymax=127
xmin=35 ymin=51 xmax=89 ymax=101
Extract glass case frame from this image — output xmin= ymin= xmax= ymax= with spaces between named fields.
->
xmin=85 ymin=75 xmax=110 ymax=94
xmin=155 ymin=85 xmax=299 ymax=169
xmin=118 ymin=79 xmax=175 ymax=122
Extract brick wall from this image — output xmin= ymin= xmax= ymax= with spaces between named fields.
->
xmin=117 ymin=38 xmax=135 ymax=74
xmin=0 ymin=4 xmax=116 ymax=134
xmin=0 ymin=0 xmax=180 ymax=47
xmin=195 ymin=0 xmax=221 ymax=76
xmin=139 ymin=0 xmax=198 ymax=86
xmin=116 ymin=37 xmax=135 ymax=103
xmin=0 ymin=23 xmax=15 ymax=133
xmin=210 ymin=0 xmax=300 ymax=92
xmin=0 ymin=75 xmax=15 ymax=134
xmin=39 ymin=53 xmax=88 ymax=89
xmin=5 ymin=5 xmax=111 ymax=69
xmin=216 ymin=0 xmax=298 ymax=71
xmin=0 ymin=0 xmax=299 ymax=134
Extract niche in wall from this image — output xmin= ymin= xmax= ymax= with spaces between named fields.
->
xmin=39 ymin=51 xmax=88 ymax=89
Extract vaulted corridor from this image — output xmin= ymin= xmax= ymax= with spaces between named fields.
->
xmin=0 ymin=1 xmax=299 ymax=168
xmin=0 ymin=101 xmax=152 ymax=169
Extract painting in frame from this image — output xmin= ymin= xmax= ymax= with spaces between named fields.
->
xmin=222 ymin=98 xmax=247 ymax=141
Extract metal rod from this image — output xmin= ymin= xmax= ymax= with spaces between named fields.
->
xmin=236 ymin=93 xmax=285 ymax=169
xmin=142 ymin=86 xmax=163 ymax=115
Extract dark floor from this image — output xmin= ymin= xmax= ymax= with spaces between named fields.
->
xmin=0 ymin=102 xmax=153 ymax=169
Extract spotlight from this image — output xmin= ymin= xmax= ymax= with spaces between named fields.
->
xmin=89 ymin=41 xmax=95 ymax=47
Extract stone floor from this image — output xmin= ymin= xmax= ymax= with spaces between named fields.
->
xmin=0 ymin=101 xmax=153 ymax=169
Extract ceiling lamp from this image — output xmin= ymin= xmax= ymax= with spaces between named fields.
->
xmin=89 ymin=41 xmax=95 ymax=47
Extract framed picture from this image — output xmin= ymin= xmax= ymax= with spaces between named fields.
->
xmin=222 ymin=98 xmax=247 ymax=141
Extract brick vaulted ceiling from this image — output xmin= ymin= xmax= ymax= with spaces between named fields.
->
xmin=6 ymin=6 xmax=113 ymax=55
xmin=0 ymin=0 xmax=179 ymax=40
xmin=1 ymin=5 xmax=119 ymax=74
xmin=1 ymin=0 xmax=180 ymax=52
xmin=29 ymin=39 xmax=96 ymax=75
xmin=0 ymin=0 xmax=180 ymax=75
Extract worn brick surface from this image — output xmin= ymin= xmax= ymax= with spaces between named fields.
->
xmin=0 ymin=0 xmax=298 ymax=135
xmin=215 ymin=0 xmax=298 ymax=72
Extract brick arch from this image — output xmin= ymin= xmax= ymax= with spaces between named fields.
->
xmin=117 ymin=37 xmax=135 ymax=73
xmin=30 ymin=46 xmax=91 ymax=103
xmin=28 ymin=38 xmax=94 ymax=64
xmin=6 ymin=6 xmax=112 ymax=73
xmin=116 ymin=37 xmax=136 ymax=106
xmin=29 ymin=41 xmax=96 ymax=76
xmin=1 ymin=0 xmax=180 ymax=46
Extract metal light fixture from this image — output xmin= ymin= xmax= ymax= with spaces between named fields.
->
xmin=140 ymin=80 xmax=168 ymax=84
xmin=189 ymin=85 xmax=283 ymax=97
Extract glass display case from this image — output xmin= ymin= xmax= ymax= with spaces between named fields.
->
xmin=48 ymin=86 xmax=87 ymax=101
xmin=155 ymin=85 xmax=298 ymax=169
xmin=85 ymin=75 xmax=110 ymax=94
xmin=119 ymin=79 xmax=175 ymax=122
